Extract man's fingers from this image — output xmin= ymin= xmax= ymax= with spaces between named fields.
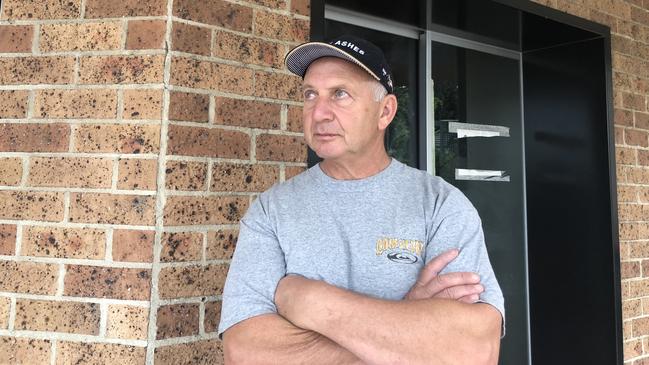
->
xmin=407 ymin=281 xmax=483 ymax=301
xmin=414 ymin=249 xmax=460 ymax=287
xmin=458 ymin=293 xmax=481 ymax=303
xmin=428 ymin=272 xmax=481 ymax=294
xmin=437 ymin=283 xmax=483 ymax=300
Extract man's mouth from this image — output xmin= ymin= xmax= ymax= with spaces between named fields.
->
xmin=314 ymin=133 xmax=339 ymax=139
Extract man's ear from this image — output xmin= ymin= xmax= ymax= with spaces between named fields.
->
xmin=378 ymin=94 xmax=398 ymax=131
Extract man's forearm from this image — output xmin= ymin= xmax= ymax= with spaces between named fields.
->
xmin=223 ymin=313 xmax=363 ymax=365
xmin=277 ymin=278 xmax=501 ymax=365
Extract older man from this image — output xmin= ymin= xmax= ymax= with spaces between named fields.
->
xmin=219 ymin=35 xmax=504 ymax=364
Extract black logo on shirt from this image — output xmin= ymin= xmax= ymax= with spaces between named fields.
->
xmin=387 ymin=252 xmax=418 ymax=264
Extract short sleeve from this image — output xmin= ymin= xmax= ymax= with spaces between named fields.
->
xmin=217 ymin=196 xmax=287 ymax=337
xmin=425 ymin=192 xmax=506 ymax=335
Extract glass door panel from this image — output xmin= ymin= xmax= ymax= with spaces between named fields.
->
xmin=430 ymin=40 xmax=530 ymax=364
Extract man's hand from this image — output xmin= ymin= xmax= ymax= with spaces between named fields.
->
xmin=405 ymin=248 xmax=484 ymax=303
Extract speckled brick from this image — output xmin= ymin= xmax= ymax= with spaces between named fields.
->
xmin=204 ymin=301 xmax=221 ymax=333
xmin=0 ymin=123 xmax=69 ymax=152
xmin=64 ymin=265 xmax=151 ymax=300
xmin=0 ymin=261 xmax=58 ymax=295
xmin=28 ymin=157 xmax=113 ymax=188
xmin=246 ymin=0 xmax=286 ymax=8
xmin=211 ymin=162 xmax=278 ymax=192
xmin=85 ymin=0 xmax=166 ymax=18
xmin=619 ymin=147 xmax=637 ymax=165
xmin=107 ymin=305 xmax=149 ymax=340
xmin=635 ymin=112 xmax=649 ymax=131
xmin=0 ymin=297 xmax=9 ymax=329
xmin=22 ymin=226 xmax=105 ymax=259
xmin=0 ymin=158 xmax=22 ymax=186
xmin=0 ymin=337 xmax=50 ymax=364
xmin=79 ymin=55 xmax=165 ymax=84
xmin=167 ymin=125 xmax=249 ymax=159
xmin=291 ymin=0 xmax=310 ymax=16
xmin=126 ymin=20 xmax=166 ymax=50
xmin=0 ymin=56 xmax=74 ymax=85
xmin=206 ymin=230 xmax=237 ymax=260
xmin=625 ymin=129 xmax=648 ymax=147
xmin=35 ymin=89 xmax=117 ymax=119
xmin=631 ymin=6 xmax=649 ymax=24
xmin=620 ymin=205 xmax=649 ymax=222
xmin=614 ymin=109 xmax=633 ymax=127
xmin=0 ymin=25 xmax=33 ymax=52
xmin=625 ymin=338 xmax=643 ymax=360
xmin=285 ymin=166 xmax=306 ymax=180
xmin=158 ymin=264 xmax=228 ymax=299
xmin=214 ymin=97 xmax=280 ymax=129
xmin=253 ymin=11 xmax=309 ymax=42
xmin=123 ymin=89 xmax=163 ymax=120
xmin=112 ymin=230 xmax=154 ymax=262
xmin=74 ymin=124 xmax=160 ymax=154
xmin=172 ymin=22 xmax=211 ymax=56
xmin=165 ymin=161 xmax=207 ymax=191
xmin=0 ymin=191 xmax=64 ymax=221
xmin=615 ymin=127 xmax=624 ymax=145
xmin=213 ymin=31 xmax=282 ymax=68
xmin=254 ymin=71 xmax=302 ymax=101
xmin=155 ymin=339 xmax=223 ymax=365
xmin=629 ymin=279 xmax=649 ymax=298
xmin=170 ymin=57 xmax=254 ymax=95
xmin=623 ymin=92 xmax=647 ymax=111
xmin=40 ymin=22 xmax=121 ymax=52
xmin=156 ymin=303 xmax=199 ymax=339
xmin=1 ymin=0 xmax=81 ymax=20
xmin=161 ymin=232 xmax=203 ymax=262
xmin=256 ymin=134 xmax=307 ymax=163
xmin=287 ymin=105 xmax=303 ymax=132
xmin=0 ymin=90 xmax=28 ymax=118
xmin=16 ymin=299 xmax=99 ymax=334
xmin=640 ymin=150 xmax=649 ymax=166
xmin=56 ymin=342 xmax=146 ymax=365
xmin=627 ymin=167 xmax=649 ymax=185
xmin=163 ymin=196 xmax=249 ymax=226
xmin=622 ymin=261 xmax=641 ymax=279
xmin=118 ymin=159 xmax=158 ymax=190
xmin=0 ymin=225 xmax=17 ymax=255
xmin=633 ymin=316 xmax=649 ymax=337
xmin=173 ymin=0 xmax=252 ymax=32
xmin=169 ymin=92 xmax=209 ymax=122
xmin=69 ymin=193 xmax=155 ymax=225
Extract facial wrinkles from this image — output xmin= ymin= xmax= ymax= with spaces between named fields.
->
xmin=302 ymin=58 xmax=384 ymax=155
xmin=310 ymin=84 xmax=377 ymax=138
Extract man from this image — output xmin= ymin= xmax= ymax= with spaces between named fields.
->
xmin=219 ymin=35 xmax=504 ymax=364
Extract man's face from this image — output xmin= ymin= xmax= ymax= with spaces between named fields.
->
xmin=301 ymin=57 xmax=386 ymax=163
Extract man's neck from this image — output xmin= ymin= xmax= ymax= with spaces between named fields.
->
xmin=319 ymin=152 xmax=392 ymax=180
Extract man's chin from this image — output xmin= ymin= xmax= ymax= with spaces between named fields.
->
xmin=313 ymin=149 xmax=345 ymax=161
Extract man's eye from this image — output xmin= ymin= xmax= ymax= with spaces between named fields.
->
xmin=334 ymin=89 xmax=349 ymax=99
xmin=303 ymin=90 xmax=316 ymax=100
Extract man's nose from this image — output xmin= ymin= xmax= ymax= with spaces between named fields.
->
xmin=310 ymin=97 xmax=334 ymax=122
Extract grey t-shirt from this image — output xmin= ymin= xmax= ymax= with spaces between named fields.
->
xmin=218 ymin=158 xmax=504 ymax=336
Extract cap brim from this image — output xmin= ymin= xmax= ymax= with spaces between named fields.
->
xmin=285 ymin=42 xmax=381 ymax=81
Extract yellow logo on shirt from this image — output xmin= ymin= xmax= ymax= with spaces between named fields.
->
xmin=375 ymin=237 xmax=424 ymax=262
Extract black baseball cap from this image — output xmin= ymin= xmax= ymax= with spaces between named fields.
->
xmin=284 ymin=35 xmax=394 ymax=94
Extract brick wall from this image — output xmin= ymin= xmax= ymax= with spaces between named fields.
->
xmin=0 ymin=0 xmax=308 ymax=363
xmin=0 ymin=0 xmax=647 ymax=364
